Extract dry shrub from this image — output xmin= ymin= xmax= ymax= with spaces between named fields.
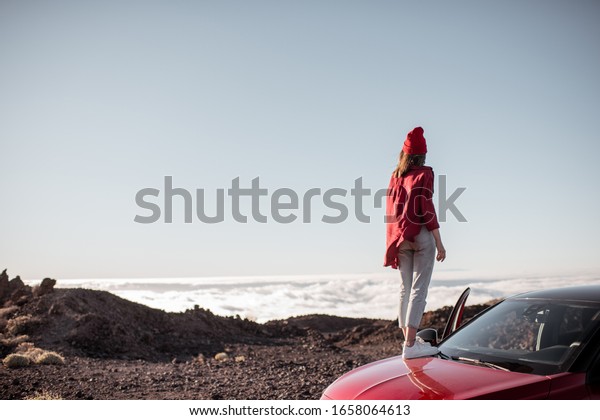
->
xmin=35 ymin=351 xmax=65 ymax=365
xmin=6 ymin=315 xmax=33 ymax=335
xmin=14 ymin=342 xmax=65 ymax=365
xmin=24 ymin=391 xmax=63 ymax=400
xmin=2 ymin=353 xmax=31 ymax=368
xmin=0 ymin=334 xmax=30 ymax=347
xmin=3 ymin=341 xmax=66 ymax=366
xmin=16 ymin=341 xmax=44 ymax=361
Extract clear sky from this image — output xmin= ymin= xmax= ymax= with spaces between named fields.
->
xmin=1 ymin=0 xmax=599 ymax=280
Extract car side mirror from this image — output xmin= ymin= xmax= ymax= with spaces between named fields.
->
xmin=417 ymin=328 xmax=439 ymax=346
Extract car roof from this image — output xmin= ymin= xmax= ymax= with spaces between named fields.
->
xmin=509 ymin=284 xmax=600 ymax=303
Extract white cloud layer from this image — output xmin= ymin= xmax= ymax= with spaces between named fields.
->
xmin=29 ymin=272 xmax=600 ymax=323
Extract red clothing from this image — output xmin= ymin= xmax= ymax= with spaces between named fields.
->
xmin=384 ymin=166 xmax=440 ymax=269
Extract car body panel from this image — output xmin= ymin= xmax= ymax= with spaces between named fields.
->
xmin=546 ymin=372 xmax=589 ymax=399
xmin=322 ymin=356 xmax=551 ymax=400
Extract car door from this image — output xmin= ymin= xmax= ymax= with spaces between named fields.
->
xmin=441 ymin=287 xmax=470 ymax=340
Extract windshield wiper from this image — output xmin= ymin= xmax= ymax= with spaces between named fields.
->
xmin=437 ymin=350 xmax=451 ymax=360
xmin=450 ymin=356 xmax=510 ymax=371
xmin=437 ymin=350 xmax=510 ymax=371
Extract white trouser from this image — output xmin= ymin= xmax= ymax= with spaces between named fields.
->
xmin=398 ymin=226 xmax=436 ymax=329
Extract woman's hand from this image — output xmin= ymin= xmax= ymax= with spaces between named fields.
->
xmin=436 ymin=244 xmax=446 ymax=262
xmin=430 ymin=228 xmax=446 ymax=262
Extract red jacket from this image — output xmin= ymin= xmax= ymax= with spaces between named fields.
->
xmin=384 ymin=166 xmax=440 ymax=269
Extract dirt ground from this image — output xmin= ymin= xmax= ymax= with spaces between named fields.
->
xmin=1 ymin=340 xmax=399 ymax=400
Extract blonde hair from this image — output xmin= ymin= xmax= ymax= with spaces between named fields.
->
xmin=392 ymin=151 xmax=426 ymax=178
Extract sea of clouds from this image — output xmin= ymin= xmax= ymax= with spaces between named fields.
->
xmin=35 ymin=271 xmax=600 ymax=323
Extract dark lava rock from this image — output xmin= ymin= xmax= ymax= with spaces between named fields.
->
xmin=0 ymin=269 xmax=9 ymax=302
xmin=33 ymin=278 xmax=56 ymax=297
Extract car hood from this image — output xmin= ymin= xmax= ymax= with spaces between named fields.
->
xmin=322 ymin=356 xmax=551 ymax=400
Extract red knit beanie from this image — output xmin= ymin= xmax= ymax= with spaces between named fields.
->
xmin=402 ymin=126 xmax=427 ymax=155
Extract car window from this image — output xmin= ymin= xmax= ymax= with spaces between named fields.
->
xmin=439 ymin=299 xmax=600 ymax=375
xmin=466 ymin=305 xmax=540 ymax=351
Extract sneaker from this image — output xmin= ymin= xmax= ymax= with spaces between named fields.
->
xmin=402 ymin=337 xmax=439 ymax=359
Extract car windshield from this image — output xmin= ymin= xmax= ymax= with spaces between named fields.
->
xmin=438 ymin=298 xmax=600 ymax=375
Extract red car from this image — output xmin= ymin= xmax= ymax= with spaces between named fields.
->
xmin=322 ymin=285 xmax=600 ymax=399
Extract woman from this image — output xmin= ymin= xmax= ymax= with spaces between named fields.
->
xmin=385 ymin=126 xmax=446 ymax=359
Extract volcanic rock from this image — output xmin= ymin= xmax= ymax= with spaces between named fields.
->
xmin=33 ymin=278 xmax=56 ymax=297
xmin=0 ymin=269 xmax=8 ymax=302
xmin=5 ymin=274 xmax=32 ymax=305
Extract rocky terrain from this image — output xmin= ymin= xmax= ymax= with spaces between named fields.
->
xmin=0 ymin=269 xmax=493 ymax=400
